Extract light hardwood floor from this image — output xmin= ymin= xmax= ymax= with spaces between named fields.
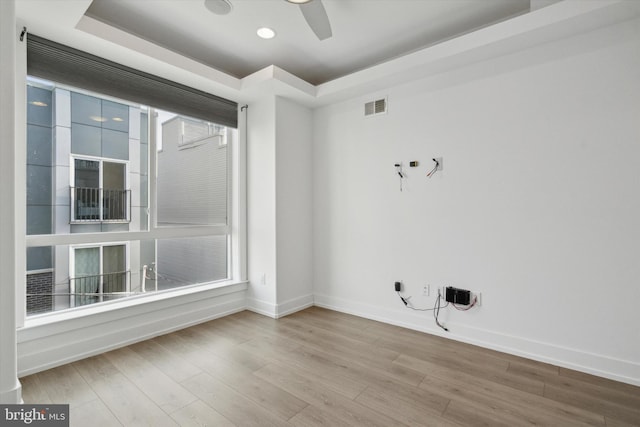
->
xmin=21 ymin=307 xmax=640 ymax=426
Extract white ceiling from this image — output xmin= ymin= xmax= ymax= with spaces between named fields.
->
xmin=84 ymin=0 xmax=531 ymax=85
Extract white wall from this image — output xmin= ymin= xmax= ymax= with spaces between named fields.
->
xmin=246 ymin=95 xmax=314 ymax=317
xmin=246 ymin=96 xmax=278 ymax=314
xmin=275 ymin=97 xmax=314 ymax=314
xmin=312 ymin=18 xmax=640 ymax=385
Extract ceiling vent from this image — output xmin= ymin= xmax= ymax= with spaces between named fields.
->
xmin=364 ymin=97 xmax=387 ymax=117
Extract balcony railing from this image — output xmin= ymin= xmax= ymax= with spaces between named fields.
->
xmin=71 ymin=187 xmax=131 ymax=223
xmin=69 ymin=270 xmax=130 ymax=307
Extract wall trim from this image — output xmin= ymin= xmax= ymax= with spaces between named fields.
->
xmin=276 ymin=294 xmax=314 ymax=318
xmin=247 ymin=294 xmax=314 ymax=319
xmin=313 ymin=293 xmax=640 ymax=387
xmin=245 ymin=297 xmax=277 ymax=318
xmin=0 ymin=384 xmax=22 ymax=406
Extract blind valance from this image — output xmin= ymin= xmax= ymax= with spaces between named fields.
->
xmin=27 ymin=34 xmax=238 ymax=128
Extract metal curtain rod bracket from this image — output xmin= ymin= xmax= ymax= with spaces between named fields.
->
xmin=426 ymin=157 xmax=441 ymax=178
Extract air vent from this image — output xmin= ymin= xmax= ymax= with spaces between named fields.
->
xmin=364 ymin=97 xmax=387 ymax=117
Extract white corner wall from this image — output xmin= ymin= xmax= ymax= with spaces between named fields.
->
xmin=246 ymin=95 xmax=314 ymax=318
xmin=312 ymin=18 xmax=640 ymax=385
xmin=275 ymin=97 xmax=314 ymax=315
xmin=246 ymin=96 xmax=278 ymax=315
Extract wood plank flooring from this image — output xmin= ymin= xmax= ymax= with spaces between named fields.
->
xmin=21 ymin=307 xmax=640 ymax=426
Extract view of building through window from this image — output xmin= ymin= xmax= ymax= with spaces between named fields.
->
xmin=26 ymin=78 xmax=233 ymax=315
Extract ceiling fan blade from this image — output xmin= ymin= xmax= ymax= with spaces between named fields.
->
xmin=204 ymin=0 xmax=232 ymax=15
xmin=299 ymin=0 xmax=332 ymax=40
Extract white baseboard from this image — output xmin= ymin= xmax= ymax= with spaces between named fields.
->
xmin=18 ymin=284 xmax=247 ymax=377
xmin=246 ymin=297 xmax=277 ymax=318
xmin=313 ymin=293 xmax=640 ymax=387
xmin=276 ymin=294 xmax=314 ymax=318
xmin=240 ymin=294 xmax=314 ymax=319
xmin=0 ymin=382 xmax=22 ymax=404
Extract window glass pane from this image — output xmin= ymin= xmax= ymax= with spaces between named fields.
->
xmin=71 ymin=123 xmax=102 ymax=157
xmin=74 ymin=159 xmax=99 ymax=187
xmin=26 ymin=237 xmax=227 ymax=315
xmin=27 ymin=124 xmax=52 ymax=166
xmin=71 ymin=92 xmax=101 ymax=127
xmin=103 ymin=245 xmax=127 ymax=299
xmin=26 ymin=84 xmax=54 ymax=236
xmin=103 ymin=162 xmax=125 ymax=189
xmin=155 ymin=235 xmax=228 ymax=289
xmin=103 ymin=162 xmax=128 ymax=221
xmin=101 ymin=128 xmax=129 ymax=160
xmin=156 ymin=110 xmax=230 ymax=226
xmin=73 ymin=247 xmax=100 ymax=307
xmin=74 ymin=159 xmax=100 ymax=221
xmin=102 ymin=100 xmax=129 ymax=132
xmin=74 ymin=247 xmax=100 ymax=276
xmin=27 ymin=78 xmax=148 ymax=233
xmin=27 ymin=85 xmax=53 ymax=127
xmin=103 ymin=245 xmax=125 ymax=273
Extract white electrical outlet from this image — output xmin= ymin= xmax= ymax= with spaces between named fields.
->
xmin=423 ymin=285 xmax=430 ymax=296
xmin=473 ymin=292 xmax=482 ymax=307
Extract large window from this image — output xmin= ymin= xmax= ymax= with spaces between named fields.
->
xmin=24 ymin=35 xmax=239 ymax=317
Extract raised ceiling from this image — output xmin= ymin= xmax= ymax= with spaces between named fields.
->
xmin=85 ymin=0 xmax=531 ymax=85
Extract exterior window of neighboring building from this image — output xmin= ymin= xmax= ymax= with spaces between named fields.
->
xmin=70 ymin=243 xmax=129 ymax=307
xmin=71 ymin=157 xmax=130 ymax=222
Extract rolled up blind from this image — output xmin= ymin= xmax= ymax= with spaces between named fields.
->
xmin=27 ymin=34 xmax=237 ymax=128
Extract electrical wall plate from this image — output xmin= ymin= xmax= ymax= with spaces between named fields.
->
xmin=473 ymin=292 xmax=482 ymax=307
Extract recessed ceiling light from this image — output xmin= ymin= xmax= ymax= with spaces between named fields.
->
xmin=90 ymin=116 xmax=108 ymax=123
xmin=112 ymin=117 xmax=124 ymax=122
xmin=286 ymin=0 xmax=312 ymax=4
xmin=30 ymin=101 xmax=48 ymax=107
xmin=257 ymin=27 xmax=276 ymax=40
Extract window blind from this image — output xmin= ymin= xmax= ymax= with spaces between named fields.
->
xmin=27 ymin=34 xmax=238 ymax=128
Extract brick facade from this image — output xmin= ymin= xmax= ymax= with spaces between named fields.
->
xmin=26 ymin=271 xmax=53 ymax=315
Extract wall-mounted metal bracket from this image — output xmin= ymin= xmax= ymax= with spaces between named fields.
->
xmin=427 ymin=157 xmax=443 ymax=178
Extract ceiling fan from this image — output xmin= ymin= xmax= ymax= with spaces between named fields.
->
xmin=204 ymin=0 xmax=333 ymax=40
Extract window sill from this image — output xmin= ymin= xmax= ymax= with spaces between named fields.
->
xmin=21 ymin=279 xmax=248 ymax=330
xmin=18 ymin=279 xmax=248 ymax=375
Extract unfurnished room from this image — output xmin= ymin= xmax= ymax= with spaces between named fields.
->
xmin=0 ymin=0 xmax=639 ymax=426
